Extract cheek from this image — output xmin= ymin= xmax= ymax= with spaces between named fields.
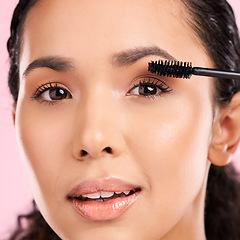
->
xmin=126 ymin=85 xmax=212 ymax=207
xmin=15 ymin=99 xmax=74 ymax=205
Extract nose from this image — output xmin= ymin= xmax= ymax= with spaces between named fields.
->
xmin=72 ymin=86 xmax=124 ymax=160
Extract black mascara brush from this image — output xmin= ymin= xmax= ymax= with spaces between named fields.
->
xmin=148 ymin=60 xmax=240 ymax=80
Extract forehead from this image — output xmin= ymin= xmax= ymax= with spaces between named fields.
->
xmin=21 ymin=0 xmax=211 ymax=73
xmin=27 ymin=0 xmax=183 ymax=26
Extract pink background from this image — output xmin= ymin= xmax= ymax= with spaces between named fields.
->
xmin=1 ymin=0 xmax=240 ymax=238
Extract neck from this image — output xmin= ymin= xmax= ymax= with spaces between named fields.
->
xmin=161 ymin=162 xmax=210 ymax=240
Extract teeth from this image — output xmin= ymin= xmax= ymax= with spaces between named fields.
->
xmin=116 ymin=191 xmax=130 ymax=195
xmin=82 ymin=192 xmax=101 ymax=199
xmin=100 ymin=191 xmax=115 ymax=198
xmin=80 ymin=190 xmax=134 ymax=199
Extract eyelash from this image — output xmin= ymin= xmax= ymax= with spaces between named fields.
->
xmin=31 ymin=82 xmax=72 ymax=105
xmin=128 ymin=78 xmax=172 ymax=99
xmin=31 ymin=77 xmax=172 ymax=105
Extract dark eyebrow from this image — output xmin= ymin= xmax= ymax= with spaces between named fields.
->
xmin=23 ymin=56 xmax=75 ymax=76
xmin=111 ymin=46 xmax=177 ymax=67
xmin=23 ymin=47 xmax=176 ymax=76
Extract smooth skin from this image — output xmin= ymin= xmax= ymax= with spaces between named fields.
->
xmin=13 ymin=0 xmax=240 ymax=239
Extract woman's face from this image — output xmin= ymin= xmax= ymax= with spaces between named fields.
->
xmin=16 ymin=0 xmax=214 ymax=239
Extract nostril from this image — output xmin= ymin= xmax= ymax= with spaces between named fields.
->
xmin=80 ymin=149 xmax=88 ymax=157
xmin=104 ymin=147 xmax=113 ymax=154
xmin=79 ymin=147 xmax=113 ymax=158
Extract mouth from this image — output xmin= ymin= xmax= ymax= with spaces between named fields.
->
xmin=67 ymin=178 xmax=141 ymax=221
xmin=73 ymin=188 xmax=140 ymax=202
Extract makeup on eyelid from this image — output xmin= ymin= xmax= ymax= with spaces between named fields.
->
xmin=31 ymin=75 xmax=172 ymax=104
xmin=27 ymin=56 xmax=176 ymax=104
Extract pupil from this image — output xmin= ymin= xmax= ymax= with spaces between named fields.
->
xmin=56 ymin=89 xmax=65 ymax=97
xmin=140 ymin=85 xmax=157 ymax=95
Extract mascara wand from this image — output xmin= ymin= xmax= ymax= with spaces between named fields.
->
xmin=148 ymin=60 xmax=240 ymax=80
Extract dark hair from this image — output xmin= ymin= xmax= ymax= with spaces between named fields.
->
xmin=6 ymin=201 xmax=60 ymax=240
xmin=6 ymin=0 xmax=240 ymax=239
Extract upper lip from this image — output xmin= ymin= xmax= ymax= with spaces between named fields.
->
xmin=68 ymin=177 xmax=141 ymax=198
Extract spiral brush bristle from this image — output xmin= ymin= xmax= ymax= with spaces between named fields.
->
xmin=148 ymin=60 xmax=193 ymax=79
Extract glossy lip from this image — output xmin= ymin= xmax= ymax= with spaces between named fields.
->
xmin=67 ymin=177 xmax=141 ymax=221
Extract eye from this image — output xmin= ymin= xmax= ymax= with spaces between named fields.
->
xmin=41 ymin=87 xmax=71 ymax=101
xmin=127 ymin=78 xmax=172 ymax=98
xmin=32 ymin=82 xmax=72 ymax=104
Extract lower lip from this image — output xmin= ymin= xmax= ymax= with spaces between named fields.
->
xmin=71 ymin=192 xmax=139 ymax=221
